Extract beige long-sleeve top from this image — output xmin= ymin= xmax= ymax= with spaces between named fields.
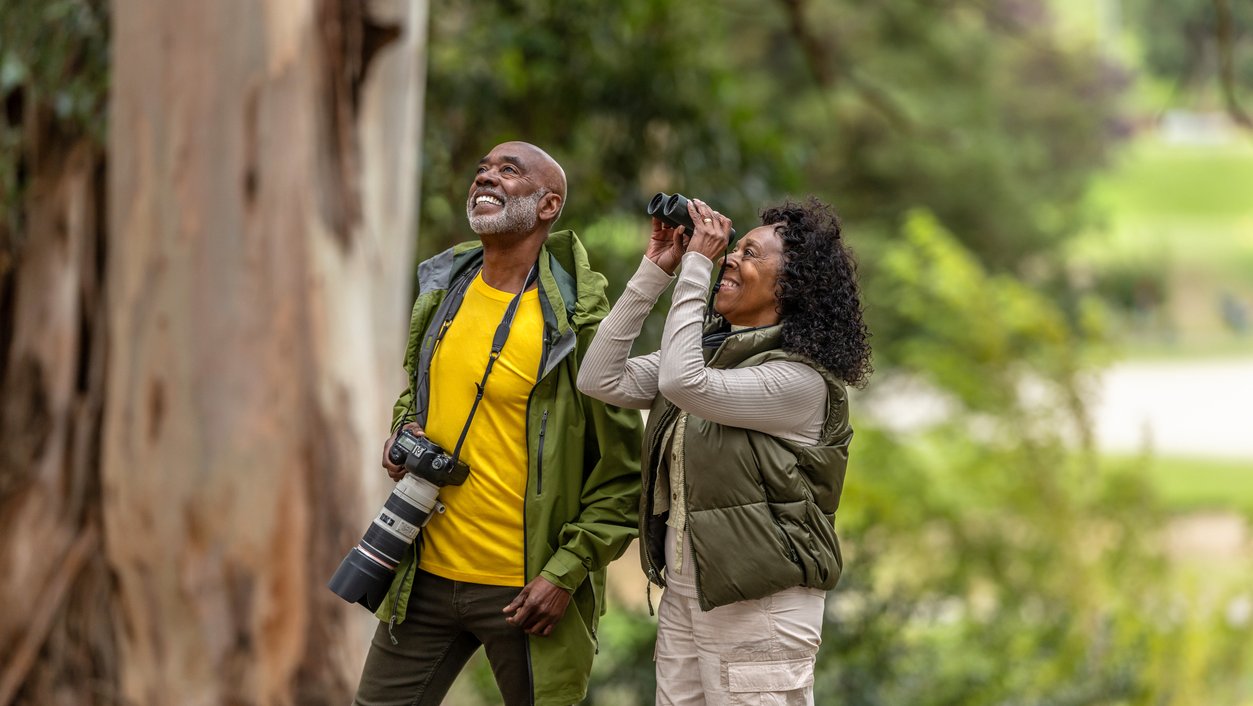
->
xmin=578 ymin=252 xmax=828 ymax=595
xmin=578 ymin=252 xmax=827 ymax=444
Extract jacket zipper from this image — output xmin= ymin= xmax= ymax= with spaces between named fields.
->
xmin=521 ymin=320 xmax=556 ymax=706
xmin=692 ymin=532 xmax=707 ymax=608
xmin=536 ymin=409 xmax=548 ymax=495
xmin=590 ymin=576 xmax=600 ymax=654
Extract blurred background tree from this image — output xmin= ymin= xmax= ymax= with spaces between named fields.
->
xmin=1122 ymin=0 xmax=1252 ymax=128
xmin=2 ymin=1 xmax=426 ymax=704
xmin=417 ymin=0 xmax=1128 ymax=271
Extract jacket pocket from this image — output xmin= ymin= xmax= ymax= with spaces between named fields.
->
xmin=536 ymin=409 xmax=549 ymax=495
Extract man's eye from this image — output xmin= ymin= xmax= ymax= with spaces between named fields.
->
xmin=502 ymin=165 xmax=518 ymax=174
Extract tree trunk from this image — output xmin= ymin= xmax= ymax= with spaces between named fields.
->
xmin=0 ymin=107 xmax=111 ymax=706
xmin=0 ymin=0 xmax=427 ymax=704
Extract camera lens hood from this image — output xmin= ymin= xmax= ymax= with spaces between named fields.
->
xmin=327 ymin=548 xmax=396 ymax=611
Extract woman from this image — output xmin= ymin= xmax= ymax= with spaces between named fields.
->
xmin=577 ymin=196 xmax=871 ymax=705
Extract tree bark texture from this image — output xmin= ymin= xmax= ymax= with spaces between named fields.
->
xmin=14 ymin=1 xmax=422 ymax=704
xmin=0 ymin=106 xmax=111 ymax=706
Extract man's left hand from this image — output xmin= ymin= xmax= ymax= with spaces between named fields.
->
xmin=503 ymin=576 xmax=572 ymax=637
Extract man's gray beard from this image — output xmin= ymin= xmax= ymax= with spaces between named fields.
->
xmin=467 ymin=189 xmax=545 ymax=235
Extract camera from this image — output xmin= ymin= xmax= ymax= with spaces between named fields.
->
xmin=327 ymin=429 xmax=470 ymax=610
xmin=646 ymin=192 xmax=737 ymax=240
xmin=388 ymin=428 xmax=470 ymax=487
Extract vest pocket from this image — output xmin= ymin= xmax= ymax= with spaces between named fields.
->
xmin=772 ymin=519 xmax=802 ymax=566
xmin=770 ymin=499 xmax=841 ymax=588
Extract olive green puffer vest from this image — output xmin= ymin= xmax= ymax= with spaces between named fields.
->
xmin=640 ymin=324 xmax=852 ymax=611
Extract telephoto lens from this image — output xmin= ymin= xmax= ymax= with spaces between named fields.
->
xmin=327 ymin=430 xmax=448 ymax=611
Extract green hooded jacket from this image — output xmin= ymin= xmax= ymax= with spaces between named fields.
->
xmin=374 ymin=230 xmax=643 ymax=705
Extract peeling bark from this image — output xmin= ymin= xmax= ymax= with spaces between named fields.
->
xmin=0 ymin=103 xmax=112 ymax=705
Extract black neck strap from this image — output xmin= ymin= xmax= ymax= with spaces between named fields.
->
xmin=432 ymin=263 xmax=539 ymax=465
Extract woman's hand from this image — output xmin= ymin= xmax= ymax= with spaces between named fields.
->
xmin=644 ymin=217 xmax=688 ymax=275
xmin=685 ymin=199 xmax=732 ymax=262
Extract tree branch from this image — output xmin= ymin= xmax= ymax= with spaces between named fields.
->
xmin=0 ymin=526 xmax=97 ymax=706
xmin=1213 ymin=0 xmax=1252 ymax=130
xmin=772 ymin=0 xmax=913 ymax=131
xmin=776 ymin=0 xmax=836 ymax=87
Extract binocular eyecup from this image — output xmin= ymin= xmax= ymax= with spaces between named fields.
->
xmin=646 ymin=192 xmax=737 ymax=242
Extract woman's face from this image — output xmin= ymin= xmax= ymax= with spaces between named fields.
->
xmin=714 ymin=224 xmax=785 ymax=328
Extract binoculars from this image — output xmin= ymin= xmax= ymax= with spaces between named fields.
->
xmin=646 ymin=192 xmax=737 ymax=241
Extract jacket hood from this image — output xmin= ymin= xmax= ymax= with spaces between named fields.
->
xmin=541 ymin=229 xmax=610 ymax=330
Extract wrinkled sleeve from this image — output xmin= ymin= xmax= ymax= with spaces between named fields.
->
xmin=656 ymin=251 xmax=826 ymax=442
xmin=576 ymin=257 xmax=674 ymax=409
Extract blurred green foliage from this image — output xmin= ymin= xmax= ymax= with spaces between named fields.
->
xmin=1108 ymin=453 xmax=1253 ymax=517
xmin=418 ymin=0 xmax=1128 ymax=274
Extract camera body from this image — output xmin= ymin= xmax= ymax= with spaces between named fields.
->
xmin=388 ymin=428 xmax=471 ymax=488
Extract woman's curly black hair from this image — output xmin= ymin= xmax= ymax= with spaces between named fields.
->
xmin=762 ymin=197 xmax=873 ymax=387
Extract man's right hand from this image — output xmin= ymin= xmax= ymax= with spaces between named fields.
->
xmin=383 ymin=422 xmax=424 ymax=482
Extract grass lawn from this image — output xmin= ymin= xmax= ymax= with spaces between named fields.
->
xmin=1106 ymin=452 xmax=1253 ymax=516
xmin=1095 ymin=139 xmax=1253 ymax=220
xmin=1076 ymin=138 xmax=1253 ymax=275
xmin=1072 ymin=136 xmax=1253 ymax=358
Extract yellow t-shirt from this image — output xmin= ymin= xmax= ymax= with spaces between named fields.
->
xmin=418 ymin=273 xmax=543 ymax=586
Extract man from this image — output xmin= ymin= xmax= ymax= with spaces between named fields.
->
xmin=353 ymin=142 xmax=642 ymax=706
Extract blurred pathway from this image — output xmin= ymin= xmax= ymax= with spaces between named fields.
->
xmin=1090 ymin=357 xmax=1253 ymax=460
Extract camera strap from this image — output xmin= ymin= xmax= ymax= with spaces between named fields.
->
xmin=438 ymin=262 xmax=540 ymax=467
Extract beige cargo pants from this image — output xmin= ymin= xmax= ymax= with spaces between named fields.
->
xmin=654 ymin=580 xmax=825 ymax=705
xmin=651 ymin=526 xmax=826 ymax=706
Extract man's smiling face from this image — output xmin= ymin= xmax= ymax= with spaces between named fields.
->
xmin=465 ymin=144 xmax=550 ymax=236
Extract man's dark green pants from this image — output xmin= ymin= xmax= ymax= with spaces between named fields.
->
xmin=352 ymin=570 xmax=533 ymax=706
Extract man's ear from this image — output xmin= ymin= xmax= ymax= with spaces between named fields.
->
xmin=538 ymin=192 xmax=563 ymax=223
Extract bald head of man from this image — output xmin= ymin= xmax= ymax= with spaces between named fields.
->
xmin=466 ymin=141 xmax=567 ymax=237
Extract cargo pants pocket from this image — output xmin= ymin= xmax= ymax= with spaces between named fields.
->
xmin=723 ymin=652 xmax=814 ymax=706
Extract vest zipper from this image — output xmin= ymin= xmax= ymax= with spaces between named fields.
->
xmin=536 ymin=409 xmax=548 ymax=495
xmin=775 ymin=520 xmax=802 ymax=565
xmin=642 ymin=404 xmax=679 ymax=592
